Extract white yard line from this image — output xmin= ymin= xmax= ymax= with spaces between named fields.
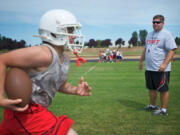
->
xmin=82 ymin=63 xmax=98 ymax=77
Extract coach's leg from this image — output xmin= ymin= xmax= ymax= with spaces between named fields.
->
xmin=160 ymin=91 xmax=169 ymax=109
xmin=149 ymin=90 xmax=157 ymax=106
xmin=67 ymin=128 xmax=78 ymax=135
xmin=152 ymin=91 xmax=169 ymax=115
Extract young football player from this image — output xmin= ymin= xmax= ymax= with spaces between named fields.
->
xmin=0 ymin=9 xmax=91 ymax=135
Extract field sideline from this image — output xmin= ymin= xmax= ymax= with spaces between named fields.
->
xmin=67 ymin=46 xmax=180 ymax=60
xmin=0 ymin=61 xmax=180 ymax=135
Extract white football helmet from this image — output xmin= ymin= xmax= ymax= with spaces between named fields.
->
xmin=35 ymin=9 xmax=84 ymax=53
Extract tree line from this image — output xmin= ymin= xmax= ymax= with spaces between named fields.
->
xmin=1 ymin=30 xmax=180 ymax=51
xmin=0 ymin=34 xmax=29 ymax=51
xmin=85 ymin=29 xmax=180 ymax=48
xmin=84 ymin=29 xmax=149 ymax=48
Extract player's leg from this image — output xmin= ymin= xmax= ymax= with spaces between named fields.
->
xmin=67 ymin=128 xmax=78 ymax=135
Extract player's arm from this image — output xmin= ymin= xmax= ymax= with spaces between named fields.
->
xmin=0 ymin=46 xmax=51 ymax=68
xmin=139 ymin=47 xmax=146 ymax=70
xmin=58 ymin=77 xmax=91 ymax=96
xmin=0 ymin=46 xmax=51 ymax=111
xmin=159 ymin=48 xmax=176 ymax=72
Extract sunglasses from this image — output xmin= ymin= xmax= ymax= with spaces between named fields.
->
xmin=152 ymin=21 xmax=161 ymax=24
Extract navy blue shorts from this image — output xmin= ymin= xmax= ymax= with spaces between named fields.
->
xmin=145 ymin=70 xmax=170 ymax=92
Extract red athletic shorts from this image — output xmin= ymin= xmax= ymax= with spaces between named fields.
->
xmin=0 ymin=103 xmax=73 ymax=135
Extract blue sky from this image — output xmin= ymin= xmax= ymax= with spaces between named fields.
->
xmin=0 ymin=0 xmax=180 ymax=45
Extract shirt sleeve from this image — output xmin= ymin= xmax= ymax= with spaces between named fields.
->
xmin=165 ymin=32 xmax=177 ymax=51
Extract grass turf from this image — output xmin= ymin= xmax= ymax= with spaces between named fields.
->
xmin=0 ymin=61 xmax=180 ymax=135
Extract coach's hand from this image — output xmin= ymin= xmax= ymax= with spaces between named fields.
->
xmin=76 ymin=77 xmax=91 ymax=96
xmin=159 ymin=63 xmax=166 ymax=72
xmin=139 ymin=62 xmax=143 ymax=70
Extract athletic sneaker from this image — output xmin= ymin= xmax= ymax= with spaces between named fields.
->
xmin=144 ymin=105 xmax=159 ymax=111
xmin=152 ymin=109 xmax=168 ymax=116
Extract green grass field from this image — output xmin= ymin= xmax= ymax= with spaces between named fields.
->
xmin=0 ymin=61 xmax=180 ymax=135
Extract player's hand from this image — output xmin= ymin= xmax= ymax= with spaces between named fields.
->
xmin=158 ymin=63 xmax=166 ymax=72
xmin=76 ymin=77 xmax=91 ymax=96
xmin=0 ymin=96 xmax=28 ymax=112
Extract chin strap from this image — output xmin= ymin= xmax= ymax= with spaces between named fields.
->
xmin=73 ymin=49 xmax=86 ymax=67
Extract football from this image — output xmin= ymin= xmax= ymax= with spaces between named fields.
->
xmin=5 ymin=68 xmax=32 ymax=107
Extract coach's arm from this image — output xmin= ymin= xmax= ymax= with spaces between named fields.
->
xmin=139 ymin=47 xmax=146 ymax=70
xmin=159 ymin=48 xmax=176 ymax=72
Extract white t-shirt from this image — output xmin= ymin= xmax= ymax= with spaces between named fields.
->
xmin=145 ymin=29 xmax=177 ymax=71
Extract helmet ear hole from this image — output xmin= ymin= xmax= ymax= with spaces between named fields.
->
xmin=50 ymin=33 xmax=56 ymax=38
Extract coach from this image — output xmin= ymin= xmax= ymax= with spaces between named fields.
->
xmin=139 ymin=15 xmax=177 ymax=115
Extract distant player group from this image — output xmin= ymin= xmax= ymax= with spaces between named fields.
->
xmin=99 ymin=48 xmax=123 ymax=63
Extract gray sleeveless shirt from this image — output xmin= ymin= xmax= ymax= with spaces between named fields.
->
xmin=26 ymin=44 xmax=69 ymax=108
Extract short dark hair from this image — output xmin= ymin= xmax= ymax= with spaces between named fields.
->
xmin=153 ymin=15 xmax=165 ymax=22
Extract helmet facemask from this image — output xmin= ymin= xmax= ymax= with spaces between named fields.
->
xmin=65 ymin=26 xmax=84 ymax=53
